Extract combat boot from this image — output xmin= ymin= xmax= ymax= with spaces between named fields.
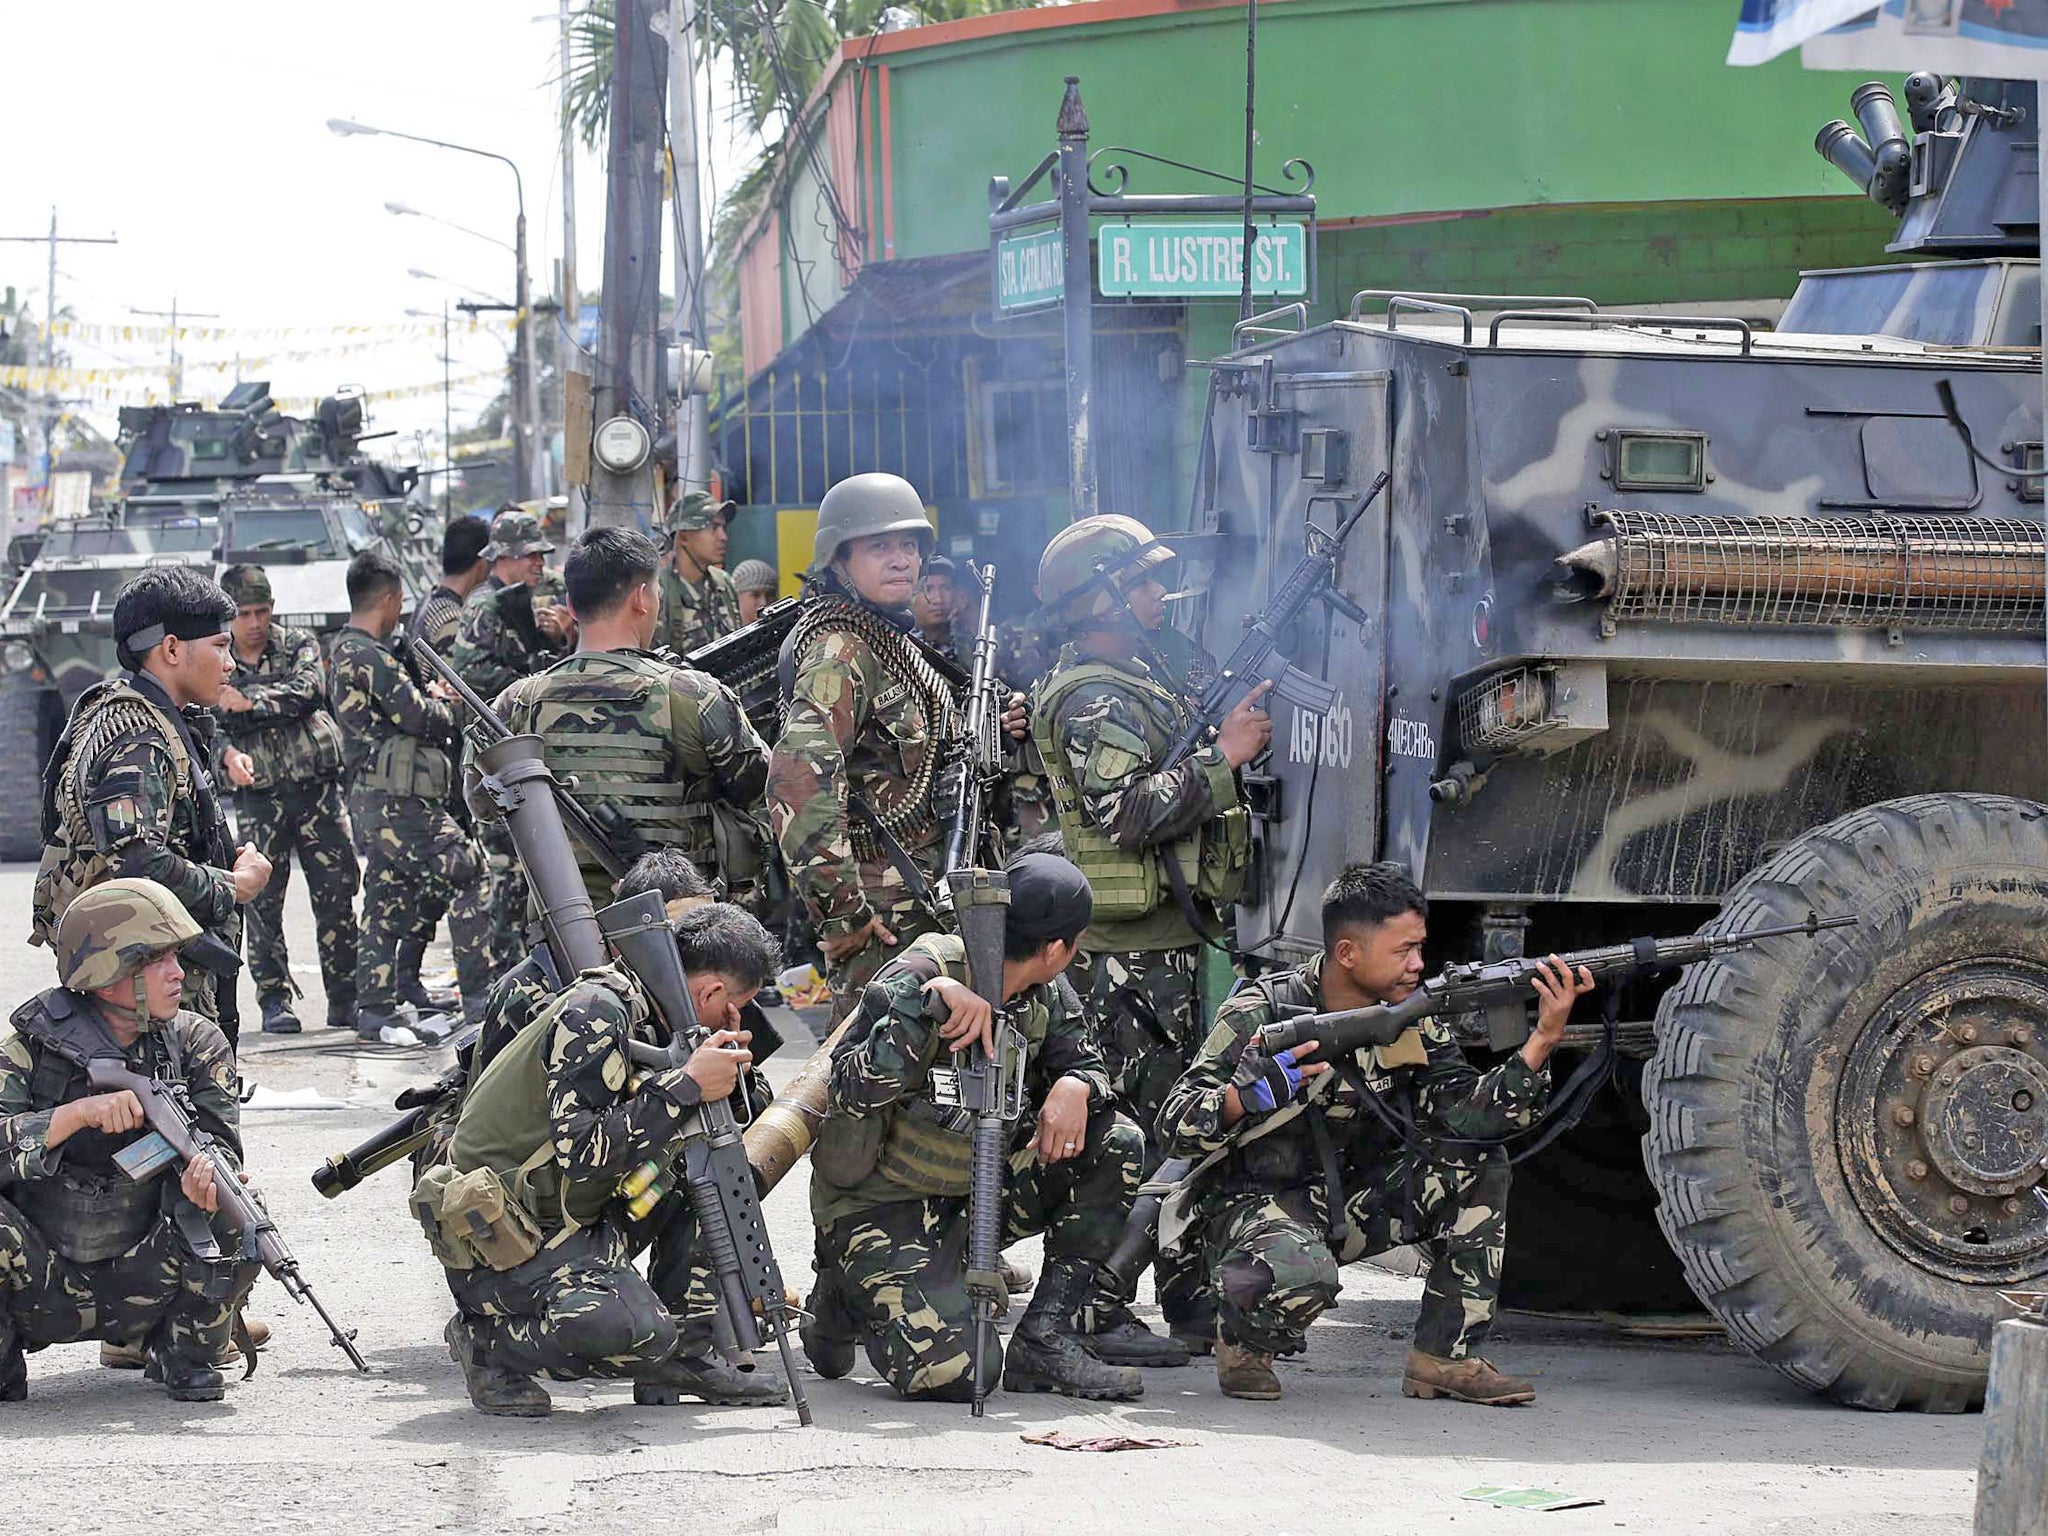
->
xmin=143 ymin=1349 xmax=225 ymax=1403
xmin=1402 ymin=1349 xmax=1535 ymax=1406
xmin=1085 ymin=1296 xmax=1190 ymax=1368
xmin=356 ymin=1007 xmax=423 ymax=1047
xmin=1000 ymin=1262 xmax=1142 ymax=1402
xmin=800 ymin=1272 xmax=860 ymax=1380
xmin=634 ymin=1348 xmax=789 ymax=1407
xmin=259 ymin=994 xmax=303 ymax=1035
xmin=1216 ymin=1327 xmax=1283 ymax=1400
xmin=326 ymin=1001 xmax=360 ymax=1032
xmin=397 ymin=939 xmax=460 ymax=1014
xmin=445 ymin=1315 xmax=551 ymax=1418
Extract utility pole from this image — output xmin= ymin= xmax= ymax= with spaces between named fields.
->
xmin=587 ymin=0 xmax=669 ymax=531
xmin=560 ymin=0 xmax=586 ymax=529
xmin=1056 ymin=79 xmax=1096 ymax=522
xmin=129 ymin=298 xmax=221 ymax=399
xmin=669 ymin=0 xmax=710 ymax=497
xmin=0 ymin=210 xmax=117 ymax=490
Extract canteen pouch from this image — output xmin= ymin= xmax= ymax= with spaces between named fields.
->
xmin=409 ymin=1163 xmax=544 ymax=1272
xmin=810 ymin=1111 xmax=886 ymax=1190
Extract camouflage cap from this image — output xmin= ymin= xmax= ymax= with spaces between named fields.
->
xmin=730 ymin=558 xmax=778 ymax=594
xmin=56 ymin=878 xmax=202 ymax=993
xmin=484 ymin=507 xmax=555 ymax=559
xmin=219 ymin=565 xmax=273 ymax=607
xmin=665 ymin=490 xmax=738 ymax=534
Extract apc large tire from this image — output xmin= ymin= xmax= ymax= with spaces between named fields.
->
xmin=1644 ymin=793 xmax=2048 ymax=1411
xmin=0 ymin=672 xmax=47 ymax=862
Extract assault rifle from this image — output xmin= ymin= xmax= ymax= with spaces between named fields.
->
xmin=404 ymin=634 xmax=644 ymax=880
xmin=1101 ymin=911 xmax=1856 ymax=1296
xmin=87 ymin=1057 xmax=369 ymax=1373
xmin=606 ymin=891 xmax=812 ymax=1427
xmin=1162 ymin=470 xmax=1388 ymax=769
xmin=310 ymin=1025 xmax=481 ymax=1199
xmin=941 ymin=561 xmax=1004 ymax=876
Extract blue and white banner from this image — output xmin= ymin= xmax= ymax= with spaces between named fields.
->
xmin=1731 ymin=0 xmax=2048 ymax=73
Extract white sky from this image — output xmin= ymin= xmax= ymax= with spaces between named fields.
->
xmin=0 ymin=0 xmax=755 ymax=460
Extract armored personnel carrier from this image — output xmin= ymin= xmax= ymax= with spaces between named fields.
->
xmin=1185 ymin=72 xmax=2044 ymax=1410
xmin=0 ymin=382 xmax=437 ymax=858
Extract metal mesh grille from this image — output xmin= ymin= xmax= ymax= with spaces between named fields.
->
xmin=1594 ymin=511 xmax=2046 ymax=632
xmin=1458 ymin=666 xmax=1558 ymax=753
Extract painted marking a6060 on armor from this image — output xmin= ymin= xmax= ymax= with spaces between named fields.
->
xmin=1289 ymin=699 xmax=1353 ymax=768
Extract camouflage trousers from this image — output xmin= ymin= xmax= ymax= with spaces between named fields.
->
xmin=1201 ymin=1143 xmax=1512 ymax=1360
xmin=1077 ymin=944 xmax=1210 ymax=1329
xmin=234 ymin=776 xmax=359 ymax=1011
xmin=354 ymin=792 xmax=495 ymax=1014
xmin=0 ymin=1199 xmax=257 ymax=1378
xmin=447 ymin=1219 xmax=676 ymax=1382
xmin=827 ymin=908 xmax=941 ymax=1024
xmin=816 ymin=1102 xmax=1142 ymax=1399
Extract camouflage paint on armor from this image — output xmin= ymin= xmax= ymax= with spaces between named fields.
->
xmin=33 ymin=675 xmax=239 ymax=1021
xmin=492 ymin=649 xmax=769 ymax=908
xmin=769 ymin=597 xmax=957 ymax=1013
xmin=658 ymin=563 xmax=743 ymax=658
xmin=0 ymin=998 xmax=255 ymax=1374
xmin=1158 ymin=957 xmax=1545 ymax=1357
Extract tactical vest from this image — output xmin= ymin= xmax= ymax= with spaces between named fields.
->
xmin=34 ymin=677 xmax=199 ymax=946
xmin=221 ymin=627 xmax=347 ymax=791
xmin=6 ymin=990 xmax=171 ymax=1264
xmin=501 ymin=651 xmax=716 ymax=870
xmin=448 ymin=964 xmax=644 ymax=1233
xmin=1030 ymin=658 xmax=1250 ymax=924
xmin=335 ymin=631 xmax=455 ymax=800
xmin=812 ymin=935 xmax=1050 ymax=1198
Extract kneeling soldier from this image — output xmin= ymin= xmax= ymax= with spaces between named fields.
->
xmin=421 ymin=902 xmax=785 ymax=1416
xmin=802 ymin=851 xmax=1145 ymax=1403
xmin=0 ymin=879 xmax=259 ymax=1403
xmin=1157 ymin=862 xmax=1591 ymax=1406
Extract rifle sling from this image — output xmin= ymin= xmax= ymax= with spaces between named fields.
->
xmin=848 ymin=791 xmax=937 ymax=911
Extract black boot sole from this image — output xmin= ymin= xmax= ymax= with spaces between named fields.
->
xmin=1001 ymin=1371 xmax=1143 ymax=1401
xmin=1091 ymin=1345 xmax=1191 ymax=1368
xmin=632 ymin=1383 xmax=787 ymax=1407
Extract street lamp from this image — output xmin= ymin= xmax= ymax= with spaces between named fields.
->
xmin=386 ymin=201 xmax=517 ymax=255
xmin=330 ymin=116 xmax=543 ymax=502
xmin=408 ymin=267 xmax=509 ymax=306
xmin=405 ymin=304 xmax=453 ymax=518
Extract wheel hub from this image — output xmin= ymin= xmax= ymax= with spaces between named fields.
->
xmin=1840 ymin=960 xmax=2048 ymax=1282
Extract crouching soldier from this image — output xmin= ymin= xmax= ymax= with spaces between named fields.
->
xmin=0 ymin=879 xmax=260 ymax=1403
xmin=1157 ymin=862 xmax=1591 ymax=1406
xmin=417 ymin=902 xmax=787 ymax=1416
xmin=801 ymin=851 xmax=1146 ymax=1404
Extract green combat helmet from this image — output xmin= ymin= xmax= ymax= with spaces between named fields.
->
xmin=811 ymin=473 xmax=933 ymax=571
xmin=665 ymin=490 xmax=737 ymax=535
xmin=483 ymin=507 xmax=555 ymax=559
xmin=730 ymin=558 xmax=778 ymax=594
xmin=1037 ymin=514 xmax=1173 ymax=631
xmin=56 ymin=877 xmax=202 ymax=1021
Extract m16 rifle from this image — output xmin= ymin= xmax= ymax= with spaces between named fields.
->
xmin=941 ymin=560 xmax=1004 ymax=875
xmin=605 ymin=891 xmax=811 ymax=1426
xmin=1101 ymin=910 xmax=1857 ymax=1297
xmin=87 ymin=1056 xmax=368 ymax=1373
xmin=1162 ymin=469 xmax=1388 ymax=768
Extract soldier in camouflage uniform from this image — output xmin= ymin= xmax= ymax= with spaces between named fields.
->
xmin=730 ymin=558 xmax=780 ymax=627
xmin=910 ymin=553 xmax=962 ymax=665
xmin=453 ymin=507 xmax=575 ymax=974
xmin=0 ymin=879 xmax=261 ymax=1403
xmin=1029 ymin=513 xmax=1272 ymax=1354
xmin=1158 ymin=862 xmax=1592 ymax=1405
xmin=411 ymin=514 xmax=493 ymax=656
xmin=802 ymin=851 xmax=1146 ymax=1402
xmin=215 ymin=566 xmax=358 ymax=1036
xmin=657 ymin=491 xmax=744 ymax=656
xmin=330 ymin=550 xmax=494 ymax=1045
xmin=33 ymin=566 xmax=272 ymax=1047
xmin=770 ymin=474 xmax=1023 ymax=1021
xmin=489 ymin=526 xmax=771 ymax=913
xmin=424 ymin=903 xmax=783 ymax=1415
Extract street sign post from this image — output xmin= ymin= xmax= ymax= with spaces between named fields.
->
xmin=1097 ymin=220 xmax=1308 ymax=298
xmin=994 ymin=227 xmax=1064 ymax=313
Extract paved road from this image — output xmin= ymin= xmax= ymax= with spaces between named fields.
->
xmin=1 ymin=865 xmax=1984 ymax=1535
